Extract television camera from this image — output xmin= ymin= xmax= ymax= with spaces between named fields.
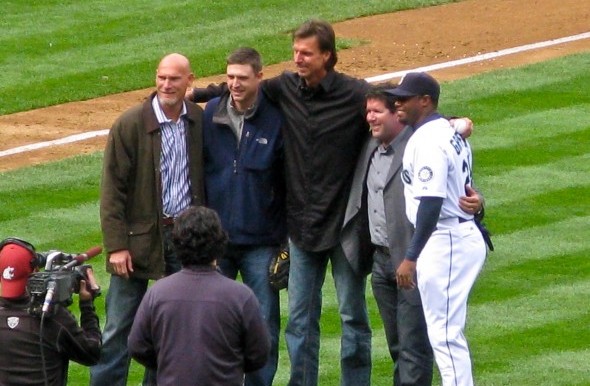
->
xmin=26 ymin=246 xmax=102 ymax=316
xmin=0 ymin=237 xmax=102 ymax=316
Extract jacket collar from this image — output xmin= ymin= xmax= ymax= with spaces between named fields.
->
xmin=297 ymin=70 xmax=338 ymax=96
xmin=143 ymin=92 xmax=198 ymax=133
xmin=213 ymin=89 xmax=264 ymax=125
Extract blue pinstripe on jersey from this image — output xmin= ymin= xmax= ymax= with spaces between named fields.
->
xmin=152 ymin=96 xmax=191 ymax=217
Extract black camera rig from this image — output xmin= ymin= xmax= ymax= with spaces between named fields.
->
xmin=0 ymin=237 xmax=102 ymax=316
xmin=27 ymin=247 xmax=102 ymax=315
xmin=26 ymin=248 xmax=102 ymax=316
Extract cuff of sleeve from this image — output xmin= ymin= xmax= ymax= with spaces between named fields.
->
xmin=79 ymin=300 xmax=95 ymax=310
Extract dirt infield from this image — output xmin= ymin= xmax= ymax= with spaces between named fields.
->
xmin=1 ymin=0 xmax=589 ymax=171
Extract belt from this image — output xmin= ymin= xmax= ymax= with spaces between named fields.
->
xmin=162 ymin=216 xmax=175 ymax=226
xmin=436 ymin=217 xmax=471 ymax=230
xmin=374 ymin=244 xmax=390 ymax=256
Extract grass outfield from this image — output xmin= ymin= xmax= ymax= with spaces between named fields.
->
xmin=1 ymin=52 xmax=588 ymax=385
xmin=0 ymin=0 xmax=456 ymax=115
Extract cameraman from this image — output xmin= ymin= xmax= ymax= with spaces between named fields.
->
xmin=0 ymin=240 xmax=102 ymax=386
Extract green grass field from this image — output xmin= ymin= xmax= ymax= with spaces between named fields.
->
xmin=0 ymin=0 xmax=454 ymax=115
xmin=1 ymin=1 xmax=590 ymax=385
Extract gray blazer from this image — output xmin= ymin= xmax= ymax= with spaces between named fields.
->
xmin=341 ymin=127 xmax=421 ymax=302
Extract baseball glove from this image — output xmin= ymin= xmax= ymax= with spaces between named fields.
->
xmin=268 ymin=245 xmax=289 ymax=291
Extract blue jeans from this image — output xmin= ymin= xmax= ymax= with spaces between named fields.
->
xmin=218 ymin=244 xmax=280 ymax=386
xmin=285 ymin=242 xmax=372 ymax=386
xmin=90 ymin=225 xmax=179 ymax=386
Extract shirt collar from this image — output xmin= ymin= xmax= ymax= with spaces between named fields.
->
xmin=298 ymin=70 xmax=337 ymax=96
xmin=414 ymin=112 xmax=444 ymax=131
xmin=228 ymin=95 xmax=258 ymax=119
xmin=377 ymin=142 xmax=393 ymax=154
xmin=152 ymin=95 xmax=188 ymax=124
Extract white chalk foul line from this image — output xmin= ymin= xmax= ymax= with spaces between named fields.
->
xmin=1 ymin=31 xmax=589 ymax=159
xmin=0 ymin=129 xmax=110 ymax=158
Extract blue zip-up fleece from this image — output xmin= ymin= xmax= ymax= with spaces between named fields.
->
xmin=203 ymin=91 xmax=287 ymax=245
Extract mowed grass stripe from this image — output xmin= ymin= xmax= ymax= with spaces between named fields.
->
xmin=476 ymin=349 xmax=590 ymax=386
xmin=469 ymin=280 xmax=590 ymax=333
xmin=0 ymin=154 xmax=103 ymax=191
xmin=477 ymin=153 xmax=590 ymax=207
xmin=472 ymin=249 xmax=590 ymax=304
xmin=476 ymin=127 xmax=590 ymax=176
xmin=471 ymin=312 xmax=590 ymax=375
xmin=467 ymin=105 xmax=590 ymax=151
xmin=488 ymin=185 xmax=589 ymax=234
xmin=442 ymin=52 xmax=590 ymax=121
xmin=0 ymin=202 xmax=101 ymax=250
xmin=480 ymin=215 xmax=590 ymax=272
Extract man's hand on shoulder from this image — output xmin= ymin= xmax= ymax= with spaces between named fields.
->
xmin=450 ymin=118 xmax=473 ymax=139
xmin=185 ymin=86 xmax=194 ymax=101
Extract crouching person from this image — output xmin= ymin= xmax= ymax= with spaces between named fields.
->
xmin=128 ymin=206 xmax=271 ymax=385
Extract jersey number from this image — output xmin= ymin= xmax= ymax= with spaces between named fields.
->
xmin=462 ymin=158 xmax=473 ymax=186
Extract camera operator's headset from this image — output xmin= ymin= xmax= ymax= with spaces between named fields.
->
xmin=0 ymin=237 xmax=39 ymax=270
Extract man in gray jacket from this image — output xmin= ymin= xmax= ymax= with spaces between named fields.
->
xmin=341 ymin=85 xmax=482 ymax=385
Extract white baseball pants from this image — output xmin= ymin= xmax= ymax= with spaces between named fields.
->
xmin=417 ymin=220 xmax=486 ymax=386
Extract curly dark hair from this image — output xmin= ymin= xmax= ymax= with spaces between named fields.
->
xmin=172 ymin=206 xmax=228 ymax=267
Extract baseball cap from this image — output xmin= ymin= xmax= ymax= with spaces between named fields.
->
xmin=0 ymin=243 xmax=35 ymax=298
xmin=385 ymin=72 xmax=440 ymax=103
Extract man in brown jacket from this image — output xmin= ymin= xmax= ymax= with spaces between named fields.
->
xmin=90 ymin=53 xmax=205 ymax=386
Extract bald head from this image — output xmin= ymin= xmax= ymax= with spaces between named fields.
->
xmin=155 ymin=53 xmax=194 ymax=117
xmin=158 ymin=53 xmax=192 ymax=75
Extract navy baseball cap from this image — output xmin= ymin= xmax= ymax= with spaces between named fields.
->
xmin=385 ymin=72 xmax=440 ymax=103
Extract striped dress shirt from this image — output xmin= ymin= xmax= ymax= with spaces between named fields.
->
xmin=152 ymin=96 xmax=191 ymax=217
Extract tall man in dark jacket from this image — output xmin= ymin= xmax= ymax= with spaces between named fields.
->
xmin=91 ymin=53 xmax=205 ymax=386
xmin=258 ymin=20 xmax=372 ymax=386
xmin=202 ymin=47 xmax=285 ymax=386
xmin=189 ymin=20 xmax=372 ymax=385
xmin=341 ymin=86 xmax=482 ymax=386
xmin=0 ymin=239 xmax=102 ymax=386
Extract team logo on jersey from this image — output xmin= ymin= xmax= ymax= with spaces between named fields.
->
xmin=418 ymin=166 xmax=433 ymax=182
xmin=7 ymin=317 xmax=19 ymax=329
xmin=402 ymin=169 xmax=412 ymax=184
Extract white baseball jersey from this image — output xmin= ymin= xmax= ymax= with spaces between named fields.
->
xmin=402 ymin=113 xmax=486 ymax=386
xmin=402 ymin=115 xmax=473 ymax=226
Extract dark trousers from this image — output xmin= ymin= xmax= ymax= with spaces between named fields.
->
xmin=371 ymin=249 xmax=433 ymax=386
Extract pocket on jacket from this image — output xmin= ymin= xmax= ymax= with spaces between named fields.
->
xmin=127 ymin=221 xmax=157 ymax=271
xmin=242 ymin=137 xmax=276 ymax=171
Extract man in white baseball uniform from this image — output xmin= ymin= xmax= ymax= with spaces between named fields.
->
xmin=390 ymin=72 xmax=487 ymax=386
